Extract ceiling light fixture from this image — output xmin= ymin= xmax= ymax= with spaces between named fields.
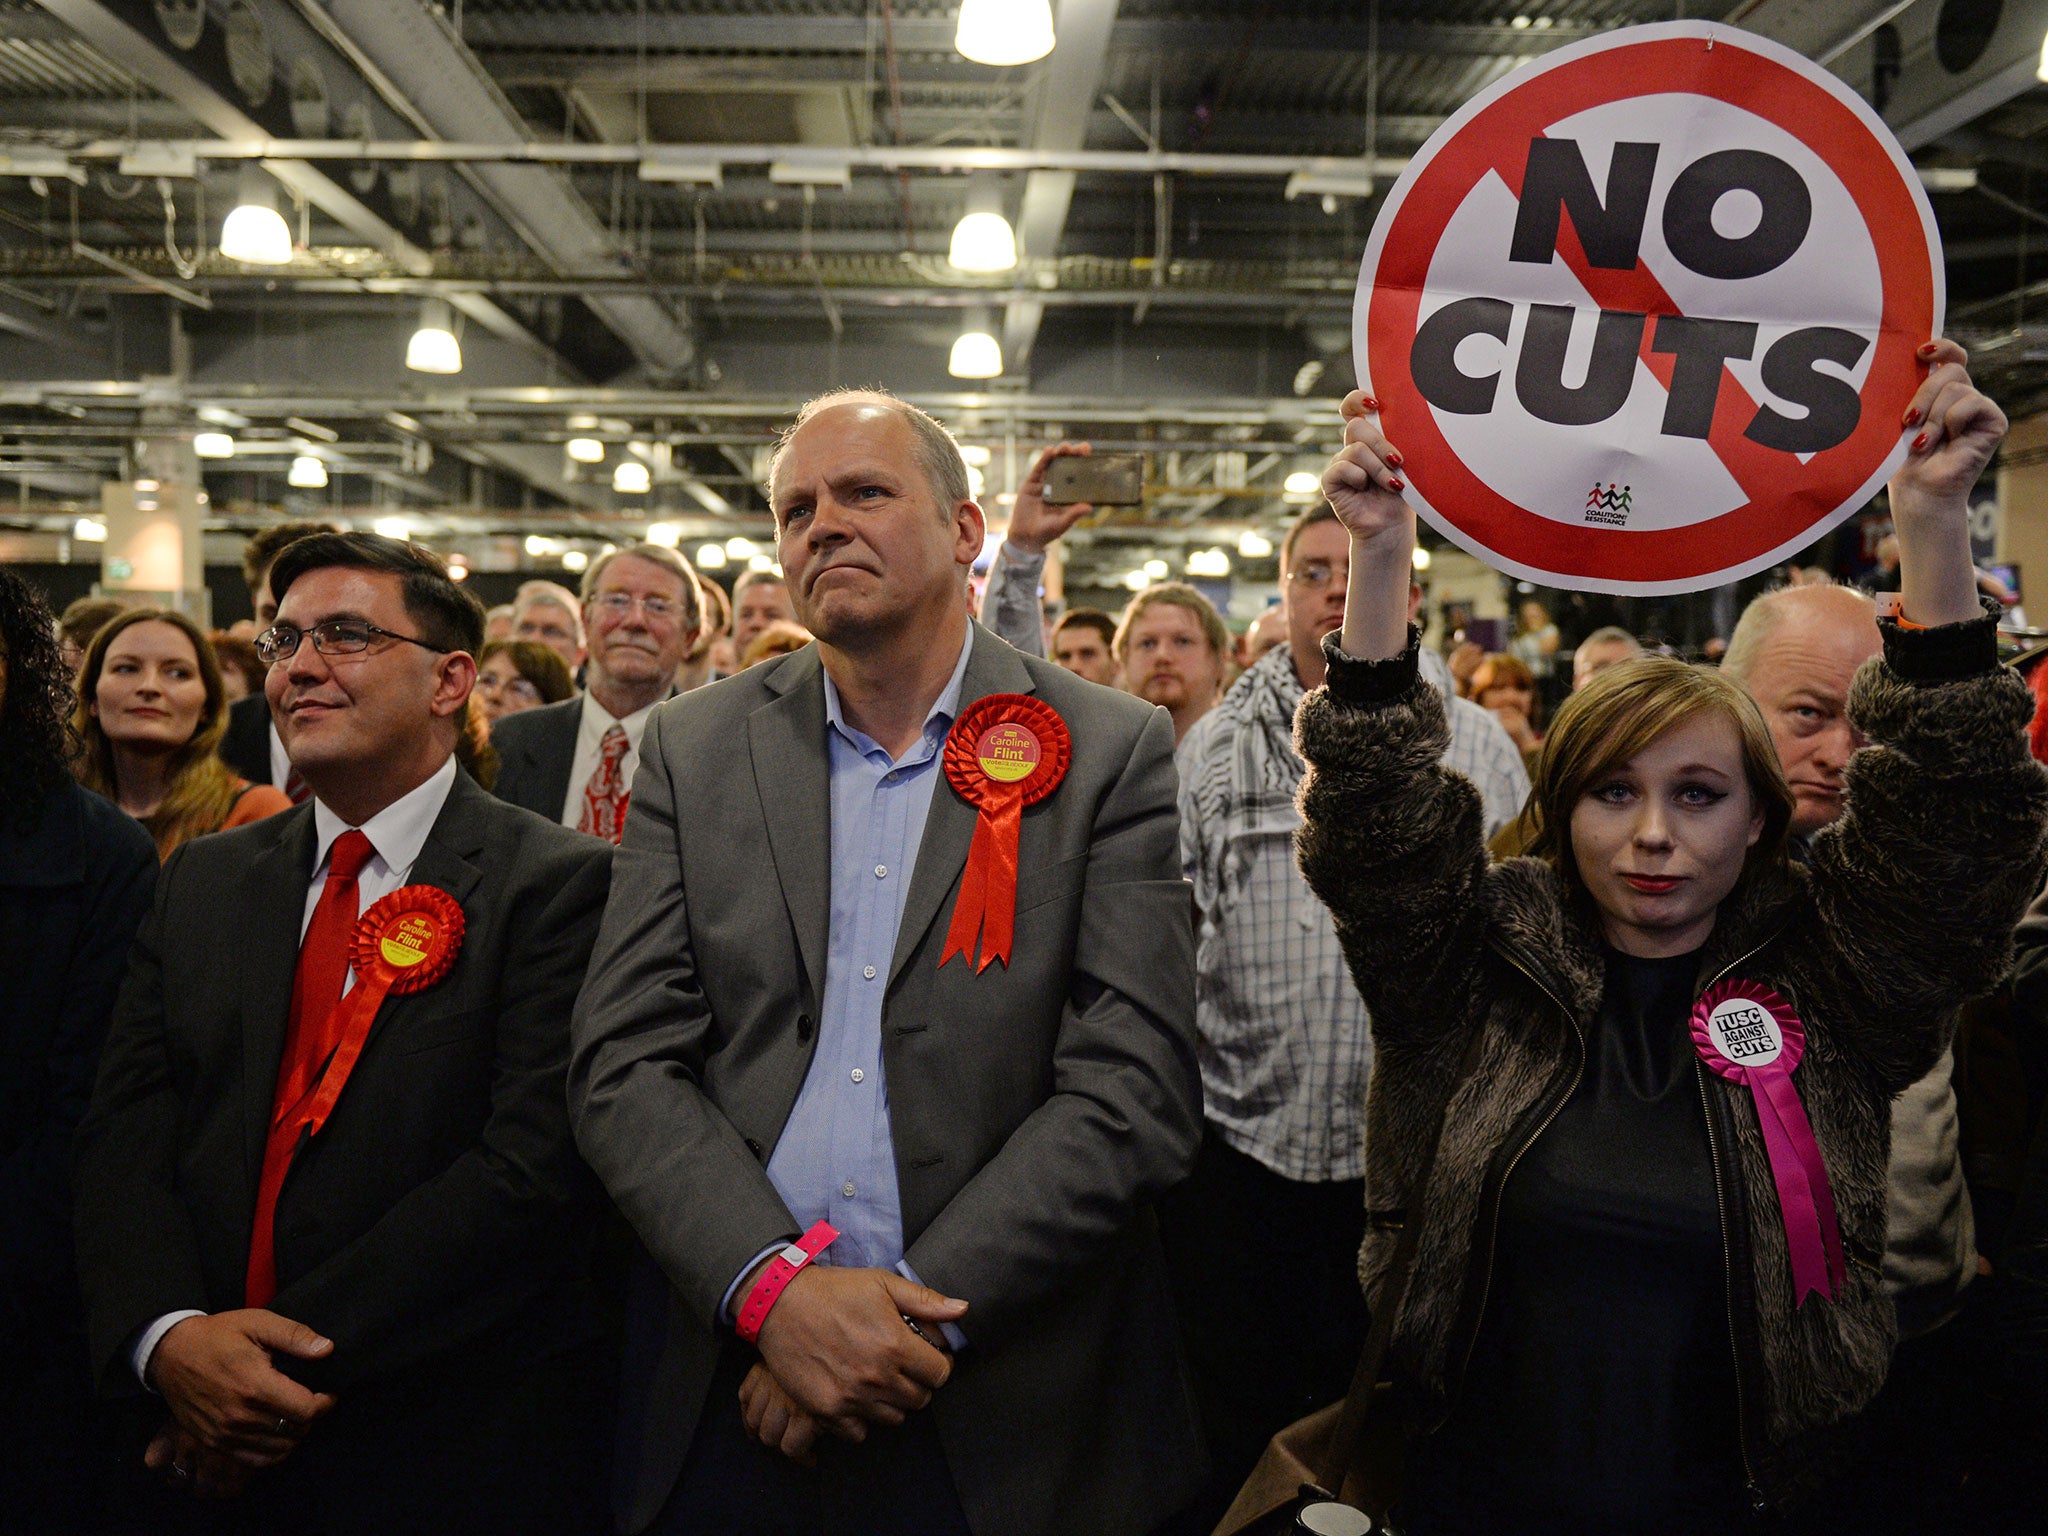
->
xmin=1238 ymin=530 xmax=1274 ymax=558
xmin=372 ymin=516 xmax=411 ymax=539
xmin=73 ymin=517 xmax=107 ymax=542
xmin=724 ymin=536 xmax=758 ymax=559
xmin=646 ymin=522 xmax=682 ymax=547
xmin=1187 ymin=548 xmax=1232 ymax=578
xmin=1283 ymin=470 xmax=1321 ymax=494
xmin=747 ymin=554 xmax=776 ymax=573
xmin=561 ymin=549 xmax=589 ymax=572
xmin=949 ymin=178 xmax=1018 ymax=271
xmin=956 ymin=0 xmax=1055 ymax=66
xmin=405 ymin=297 xmax=462 ymax=374
xmin=613 ymin=460 xmax=651 ymax=494
xmin=959 ymin=444 xmax=992 ymax=466
xmin=565 ymin=437 xmax=606 ymax=463
xmin=1411 ymin=545 xmax=1433 ymax=571
xmin=193 ymin=430 xmax=235 ymax=458
xmin=949 ymin=310 xmax=1004 ymax=379
xmin=697 ymin=542 xmax=728 ymax=569
xmin=288 ymin=455 xmax=328 ymax=489
xmin=1143 ymin=558 xmax=1169 ymax=580
xmin=220 ymin=168 xmax=293 ymax=265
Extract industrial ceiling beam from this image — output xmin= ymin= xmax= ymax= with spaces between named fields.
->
xmin=1005 ymin=0 xmax=1121 ymax=376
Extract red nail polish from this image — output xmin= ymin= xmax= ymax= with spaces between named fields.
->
xmin=1918 ymin=342 xmax=1939 ymax=356
xmin=1386 ymin=450 xmax=1405 ymax=468
xmin=1911 ymin=432 xmax=1929 ymax=453
xmin=1902 ymin=407 xmax=1920 ymax=427
xmin=1388 ymin=477 xmax=1405 ymax=492
xmin=1362 ymin=397 xmax=1381 ymax=410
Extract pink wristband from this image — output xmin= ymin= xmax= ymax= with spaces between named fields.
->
xmin=735 ymin=1221 xmax=838 ymax=1343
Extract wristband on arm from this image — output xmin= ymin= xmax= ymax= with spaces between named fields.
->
xmin=735 ymin=1221 xmax=838 ymax=1344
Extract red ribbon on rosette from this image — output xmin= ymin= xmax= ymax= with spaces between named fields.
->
xmin=246 ymin=885 xmax=464 ymax=1306
xmin=939 ymin=694 xmax=1071 ymax=973
xmin=1691 ymin=978 xmax=1846 ymax=1307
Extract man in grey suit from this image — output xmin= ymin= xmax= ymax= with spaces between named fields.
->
xmin=569 ymin=389 xmax=1205 ymax=1536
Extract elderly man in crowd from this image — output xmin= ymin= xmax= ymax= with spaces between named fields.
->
xmin=73 ymin=532 xmax=614 ymax=1532
xmin=731 ymin=568 xmax=800 ymax=657
xmin=1570 ymin=623 xmax=1643 ymax=691
xmin=1723 ymin=579 xmax=1984 ymax=1528
xmin=1117 ymin=583 xmax=1231 ymax=746
xmin=1723 ymin=582 xmax=1979 ymax=1337
xmin=1049 ymin=608 xmax=1119 ymax=686
xmin=1167 ymin=501 xmax=1529 ymax=1525
xmin=569 ymin=387 xmax=1203 ymax=1536
xmin=512 ymin=579 xmax=588 ymax=677
xmin=491 ymin=545 xmax=699 ymax=843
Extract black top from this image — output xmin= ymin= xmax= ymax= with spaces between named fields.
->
xmin=1402 ymin=947 xmax=1743 ymax=1536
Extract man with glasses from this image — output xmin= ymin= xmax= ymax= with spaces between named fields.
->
xmin=1163 ymin=502 xmax=1529 ymax=1525
xmin=490 ymin=543 xmax=701 ymax=842
xmin=512 ymin=579 xmax=589 ymax=677
xmin=74 ymin=532 xmax=615 ymax=1532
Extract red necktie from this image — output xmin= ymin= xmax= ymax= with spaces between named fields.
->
xmin=246 ymin=829 xmax=375 ymax=1306
xmin=577 ymin=723 xmax=632 ymax=845
xmin=283 ymin=768 xmax=311 ymax=805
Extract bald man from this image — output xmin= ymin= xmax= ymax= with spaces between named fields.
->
xmin=1724 ymin=582 xmax=1978 ymax=1337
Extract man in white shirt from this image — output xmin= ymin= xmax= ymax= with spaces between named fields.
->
xmin=1166 ymin=502 xmax=1528 ymax=1525
xmin=73 ymin=532 xmax=615 ymax=1532
xmin=491 ymin=543 xmax=701 ymax=840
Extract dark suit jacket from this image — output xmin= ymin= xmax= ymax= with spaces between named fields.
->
xmin=489 ymin=696 xmax=583 ymax=823
xmin=569 ymin=625 xmax=1206 ymax=1536
xmin=221 ymin=693 xmax=274 ymax=786
xmin=74 ymin=770 xmax=615 ymax=1532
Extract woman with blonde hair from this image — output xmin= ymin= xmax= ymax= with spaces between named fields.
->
xmin=71 ymin=608 xmax=291 ymax=858
xmin=1284 ymin=340 xmax=2048 ymax=1534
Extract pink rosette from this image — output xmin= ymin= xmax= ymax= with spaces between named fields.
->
xmin=1690 ymin=978 xmax=1845 ymax=1307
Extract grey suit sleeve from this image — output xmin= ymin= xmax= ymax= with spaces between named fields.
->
xmin=980 ymin=544 xmax=1047 ymax=659
xmin=901 ymin=706 xmax=1202 ymax=1346
xmin=568 ymin=714 xmax=802 ymax=1328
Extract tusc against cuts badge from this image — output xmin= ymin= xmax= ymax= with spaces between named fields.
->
xmin=1355 ymin=20 xmax=1942 ymax=595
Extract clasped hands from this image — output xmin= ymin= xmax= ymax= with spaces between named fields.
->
xmin=738 ymin=1264 xmax=967 ymax=1466
xmin=143 ymin=1309 xmax=337 ymax=1498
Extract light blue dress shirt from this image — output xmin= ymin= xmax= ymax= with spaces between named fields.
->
xmin=724 ymin=628 xmax=975 ymax=1340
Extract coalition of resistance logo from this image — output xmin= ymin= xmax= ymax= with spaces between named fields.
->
xmin=1584 ymin=481 xmax=1633 ymax=526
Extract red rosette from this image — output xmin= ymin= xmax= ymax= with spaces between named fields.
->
xmin=350 ymin=884 xmax=465 ymax=994
xmin=939 ymin=695 xmax=1073 ymax=972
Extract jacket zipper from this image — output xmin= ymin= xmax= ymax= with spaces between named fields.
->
xmin=1445 ymin=944 xmax=1587 ymax=1403
xmin=1695 ymin=932 xmax=1780 ymax=1517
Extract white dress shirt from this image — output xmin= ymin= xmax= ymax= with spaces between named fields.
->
xmin=267 ymin=717 xmax=289 ymax=789
xmin=558 ymin=692 xmax=659 ymax=828
xmin=130 ymin=756 xmax=461 ymax=1385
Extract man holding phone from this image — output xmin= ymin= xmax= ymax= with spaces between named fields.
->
xmin=979 ymin=442 xmax=1126 ymax=659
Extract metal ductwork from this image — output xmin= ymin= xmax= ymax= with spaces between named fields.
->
xmin=301 ymin=0 xmax=696 ymax=383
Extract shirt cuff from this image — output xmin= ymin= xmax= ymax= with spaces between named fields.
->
xmin=1320 ymin=626 xmax=1423 ymax=706
xmin=894 ymin=1260 xmax=969 ymax=1353
xmin=130 ymin=1310 xmax=207 ymax=1390
xmin=1878 ymin=595 xmax=2002 ymax=684
xmin=999 ymin=542 xmax=1047 ymax=578
xmin=721 ymin=1240 xmax=797 ymax=1328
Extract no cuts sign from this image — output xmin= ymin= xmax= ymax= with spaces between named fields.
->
xmin=1355 ymin=22 xmax=1943 ymax=595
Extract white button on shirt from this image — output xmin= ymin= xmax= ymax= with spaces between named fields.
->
xmin=130 ymin=756 xmax=460 ymax=1386
xmin=558 ymin=692 xmax=659 ymax=828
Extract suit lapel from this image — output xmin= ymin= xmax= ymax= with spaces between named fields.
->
xmin=240 ymin=808 xmax=319 ymax=1180
xmin=750 ymin=650 xmax=832 ymax=1011
xmin=889 ymin=626 xmax=1037 ymax=985
xmin=536 ymin=698 xmax=582 ymax=819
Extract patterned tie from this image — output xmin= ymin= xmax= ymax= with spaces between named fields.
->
xmin=578 ymin=723 xmax=632 ymax=845
xmin=246 ymin=829 xmax=375 ymax=1306
xmin=283 ymin=767 xmax=311 ymax=804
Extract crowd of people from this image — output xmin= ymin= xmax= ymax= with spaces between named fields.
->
xmin=2 ymin=349 xmax=2047 ymax=1536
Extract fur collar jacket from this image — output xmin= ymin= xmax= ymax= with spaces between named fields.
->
xmin=1292 ymin=604 xmax=2048 ymax=1512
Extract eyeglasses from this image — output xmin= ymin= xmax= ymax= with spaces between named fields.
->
xmin=1287 ymin=560 xmax=1344 ymax=590
xmin=256 ymin=620 xmax=453 ymax=666
xmin=480 ymin=675 xmax=542 ymax=702
xmin=592 ymin=591 xmax=685 ymax=622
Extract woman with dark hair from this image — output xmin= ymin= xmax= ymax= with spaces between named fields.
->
xmin=1286 ymin=340 xmax=2048 ymax=1534
xmin=71 ymin=607 xmax=291 ymax=858
xmin=210 ymin=631 xmax=266 ymax=702
xmin=0 ymin=571 xmax=158 ymax=1524
xmin=477 ymin=637 xmax=575 ymax=722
